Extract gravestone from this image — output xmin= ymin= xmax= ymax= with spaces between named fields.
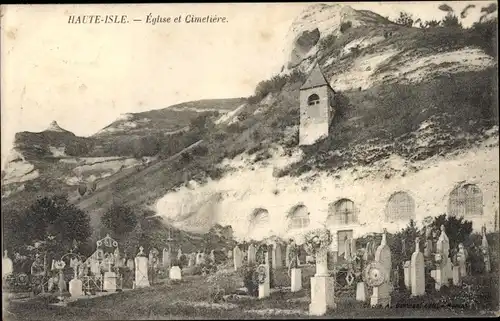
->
xmin=356 ymin=282 xmax=367 ymax=302
xmin=309 ymin=230 xmax=336 ymax=316
xmin=69 ymin=277 xmax=83 ymax=298
xmin=196 ymin=252 xmax=206 ymax=265
xmin=188 ymin=253 xmax=196 ymax=267
xmin=370 ymin=229 xmax=392 ymax=308
xmin=403 ymin=261 xmax=411 ymax=290
xmin=434 ymin=225 xmax=450 ymax=290
xmin=410 ymin=237 xmax=425 ymax=297
xmin=169 ymin=266 xmax=182 ymax=280
xmin=233 ymin=246 xmax=243 ymax=271
xmin=247 ymin=244 xmax=256 ymax=264
xmin=177 ymin=249 xmax=183 ymax=261
xmin=2 ymin=250 xmax=13 ymax=278
xmin=162 ymin=248 xmax=171 ymax=268
xmin=272 ymin=243 xmax=282 ymax=269
xmin=423 ymin=226 xmax=433 ymax=258
xmin=481 ymin=226 xmax=491 ymax=273
xmin=134 ymin=246 xmax=150 ymax=288
xmin=291 ymin=268 xmax=302 ymax=292
xmin=257 ymin=263 xmax=270 ymax=299
xmin=456 ymin=243 xmax=467 ymax=278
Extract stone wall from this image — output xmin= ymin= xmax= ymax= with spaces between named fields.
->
xmin=156 ymin=144 xmax=499 ymax=247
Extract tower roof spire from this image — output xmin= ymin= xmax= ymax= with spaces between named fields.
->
xmin=300 ymin=63 xmax=329 ymax=90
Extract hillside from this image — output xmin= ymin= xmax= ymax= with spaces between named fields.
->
xmin=2 ymin=4 xmax=498 ymax=243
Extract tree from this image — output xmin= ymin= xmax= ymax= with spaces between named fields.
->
xmin=101 ymin=204 xmax=138 ymax=238
xmin=122 ymin=221 xmax=144 ymax=257
xmin=18 ymin=194 xmax=91 ymax=255
xmin=395 ymin=11 xmax=415 ymax=27
xmin=420 ymin=20 xmax=441 ymax=28
xmin=441 ymin=14 xmax=463 ymax=28
xmin=430 ymin=214 xmax=473 ymax=252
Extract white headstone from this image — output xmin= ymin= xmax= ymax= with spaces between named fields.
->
xmin=257 ymin=264 xmax=270 ymax=299
xmin=69 ymin=278 xmax=83 ymax=298
xmin=410 ymin=238 xmax=425 ymax=297
xmin=247 ymin=245 xmax=256 ymax=264
xmin=134 ymin=247 xmax=150 ymax=288
xmin=370 ymin=229 xmax=392 ymax=308
xmin=169 ymin=266 xmax=182 ymax=280
xmin=2 ymin=250 xmax=13 ymax=278
xmin=233 ymin=246 xmax=243 ymax=271
xmin=309 ymin=236 xmax=336 ymax=316
xmin=103 ymin=271 xmax=117 ymax=292
xmin=291 ymin=268 xmax=302 ymax=292
xmin=356 ymin=282 xmax=367 ymax=302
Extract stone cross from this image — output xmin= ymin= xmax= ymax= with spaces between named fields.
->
xmin=410 ymin=237 xmax=425 ymax=297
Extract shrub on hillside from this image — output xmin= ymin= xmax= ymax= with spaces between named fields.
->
xmin=340 ymin=21 xmax=352 ymax=33
xmin=441 ymin=14 xmax=462 ymax=29
xmin=318 ymin=34 xmax=337 ymax=52
xmin=395 ymin=11 xmax=415 ymax=27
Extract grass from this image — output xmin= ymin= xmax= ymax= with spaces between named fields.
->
xmin=5 ymin=271 xmax=497 ymax=321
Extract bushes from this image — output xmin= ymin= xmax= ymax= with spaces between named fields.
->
xmin=340 ymin=21 xmax=352 ymax=33
xmin=318 ymin=34 xmax=337 ymax=52
xmin=237 ymin=263 xmax=259 ymax=297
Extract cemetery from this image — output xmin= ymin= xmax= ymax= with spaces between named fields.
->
xmin=2 ymin=212 xmax=499 ymax=320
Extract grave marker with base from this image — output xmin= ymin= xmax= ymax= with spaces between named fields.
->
xmin=134 ymin=247 xmax=150 ymax=288
xmin=305 ymin=229 xmax=336 ymax=316
xmin=370 ymin=229 xmax=392 ymax=308
xmin=257 ymin=264 xmax=270 ymax=299
xmin=410 ymin=237 xmax=425 ymax=297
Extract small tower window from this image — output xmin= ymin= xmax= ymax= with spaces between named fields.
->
xmin=307 ymin=94 xmax=320 ymax=106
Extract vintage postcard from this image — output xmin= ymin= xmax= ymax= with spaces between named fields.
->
xmin=1 ymin=2 xmax=499 ymax=319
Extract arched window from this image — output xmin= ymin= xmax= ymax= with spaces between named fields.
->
xmin=248 ymin=208 xmax=270 ymax=240
xmin=329 ymin=199 xmax=358 ymax=225
xmin=448 ymin=184 xmax=483 ymax=217
xmin=385 ymin=192 xmax=415 ymax=222
xmin=307 ymin=94 xmax=320 ymax=106
xmin=288 ymin=205 xmax=310 ymax=230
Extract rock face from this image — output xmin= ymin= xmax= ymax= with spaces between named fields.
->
xmin=46 ymin=120 xmax=70 ymax=133
xmin=288 ymin=28 xmax=320 ymax=69
xmin=282 ymin=4 xmax=391 ymax=72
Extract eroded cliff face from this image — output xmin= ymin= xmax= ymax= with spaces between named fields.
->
xmin=155 ymin=135 xmax=499 ymax=245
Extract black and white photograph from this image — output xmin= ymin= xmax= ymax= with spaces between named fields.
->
xmin=1 ymin=2 xmax=499 ymax=319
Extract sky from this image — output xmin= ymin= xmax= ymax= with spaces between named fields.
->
xmin=1 ymin=2 xmax=496 ymax=169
